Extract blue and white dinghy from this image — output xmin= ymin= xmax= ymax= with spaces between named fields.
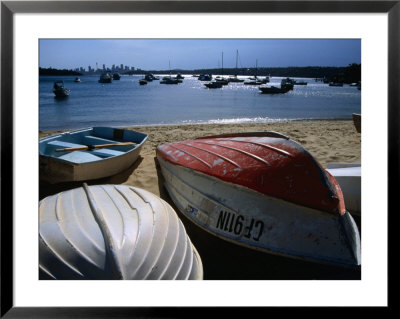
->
xmin=39 ymin=184 xmax=203 ymax=280
xmin=39 ymin=127 xmax=148 ymax=183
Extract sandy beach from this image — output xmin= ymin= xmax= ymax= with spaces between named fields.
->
xmin=39 ymin=119 xmax=361 ymax=198
xmin=39 ymin=119 xmax=361 ymax=279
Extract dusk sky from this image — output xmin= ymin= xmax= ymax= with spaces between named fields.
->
xmin=39 ymin=39 xmax=361 ymax=71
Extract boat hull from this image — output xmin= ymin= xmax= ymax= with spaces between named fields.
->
xmin=326 ymin=163 xmax=361 ymax=216
xmin=39 ymin=184 xmax=203 ymax=280
xmin=158 ymin=158 xmax=360 ymax=267
xmin=352 ymin=113 xmax=361 ymax=133
xmin=39 ymin=127 xmax=148 ymax=183
xmin=156 ymin=133 xmax=361 ymax=268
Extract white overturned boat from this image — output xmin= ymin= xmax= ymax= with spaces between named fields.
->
xmin=156 ymin=132 xmax=361 ymax=268
xmin=39 ymin=184 xmax=203 ymax=280
xmin=39 ymin=127 xmax=148 ymax=183
xmin=326 ymin=163 xmax=361 ymax=217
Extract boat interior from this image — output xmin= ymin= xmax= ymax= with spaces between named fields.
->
xmin=39 ymin=128 xmax=146 ymax=163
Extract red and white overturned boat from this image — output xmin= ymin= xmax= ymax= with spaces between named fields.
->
xmin=156 ymin=132 xmax=361 ymax=268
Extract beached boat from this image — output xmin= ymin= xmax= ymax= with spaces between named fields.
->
xmin=352 ymin=113 xmax=361 ymax=133
xmin=156 ymin=132 xmax=361 ymax=268
xmin=204 ymin=81 xmax=223 ymax=89
xmin=326 ymin=163 xmax=361 ymax=217
xmin=53 ymin=80 xmax=70 ymax=98
xmin=39 ymin=184 xmax=203 ymax=280
xmin=98 ymin=73 xmax=112 ymax=83
xmin=259 ymin=86 xmax=290 ymax=94
xmin=39 ymin=127 xmax=148 ymax=183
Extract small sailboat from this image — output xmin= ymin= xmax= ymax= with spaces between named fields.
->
xmin=244 ymin=60 xmax=263 ymax=85
xmin=229 ymin=50 xmax=244 ymax=83
xmin=215 ymin=51 xmax=229 ymax=85
xmin=160 ymin=61 xmax=180 ymax=84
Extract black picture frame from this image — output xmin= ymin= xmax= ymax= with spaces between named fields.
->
xmin=1 ymin=0 xmax=396 ymax=317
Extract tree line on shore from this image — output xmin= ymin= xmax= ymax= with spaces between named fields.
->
xmin=40 ymin=64 xmax=361 ymax=84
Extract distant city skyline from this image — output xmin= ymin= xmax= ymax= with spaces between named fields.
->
xmin=39 ymin=39 xmax=361 ymax=71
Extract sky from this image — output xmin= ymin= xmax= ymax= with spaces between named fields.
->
xmin=39 ymin=39 xmax=361 ymax=71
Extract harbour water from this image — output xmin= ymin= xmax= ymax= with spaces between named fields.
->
xmin=39 ymin=75 xmax=361 ymax=131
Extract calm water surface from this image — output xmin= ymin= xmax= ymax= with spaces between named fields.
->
xmin=39 ymin=75 xmax=361 ymax=131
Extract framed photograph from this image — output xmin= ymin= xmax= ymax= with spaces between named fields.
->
xmin=1 ymin=0 xmax=396 ymax=316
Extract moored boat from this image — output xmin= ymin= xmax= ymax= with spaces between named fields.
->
xmin=39 ymin=184 xmax=203 ymax=280
xmin=98 ymin=73 xmax=112 ymax=83
xmin=198 ymin=74 xmax=212 ymax=81
xmin=294 ymin=80 xmax=307 ymax=85
xmin=204 ymin=81 xmax=223 ymax=89
xmin=160 ymin=76 xmax=179 ymax=84
xmin=112 ymin=73 xmax=121 ymax=80
xmin=243 ymin=77 xmax=263 ymax=85
xmin=215 ymin=76 xmax=229 ymax=85
xmin=139 ymin=79 xmax=148 ymax=85
xmin=39 ymin=127 xmax=148 ymax=183
xmin=53 ymin=80 xmax=70 ymax=98
xmin=156 ymin=132 xmax=361 ymax=268
xmin=326 ymin=163 xmax=361 ymax=217
xmin=329 ymin=82 xmax=343 ymax=87
xmin=228 ymin=76 xmax=244 ymax=83
xmin=259 ymin=85 xmax=290 ymax=94
xmin=281 ymin=78 xmax=295 ymax=90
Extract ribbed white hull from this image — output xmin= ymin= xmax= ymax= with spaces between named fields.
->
xmin=39 ymin=184 xmax=203 ymax=280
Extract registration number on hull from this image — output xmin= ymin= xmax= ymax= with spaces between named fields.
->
xmin=215 ymin=210 xmax=264 ymax=241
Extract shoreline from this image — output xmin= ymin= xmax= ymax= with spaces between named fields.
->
xmin=39 ymin=119 xmax=361 ymax=199
xmin=38 ymin=117 xmax=353 ymax=133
